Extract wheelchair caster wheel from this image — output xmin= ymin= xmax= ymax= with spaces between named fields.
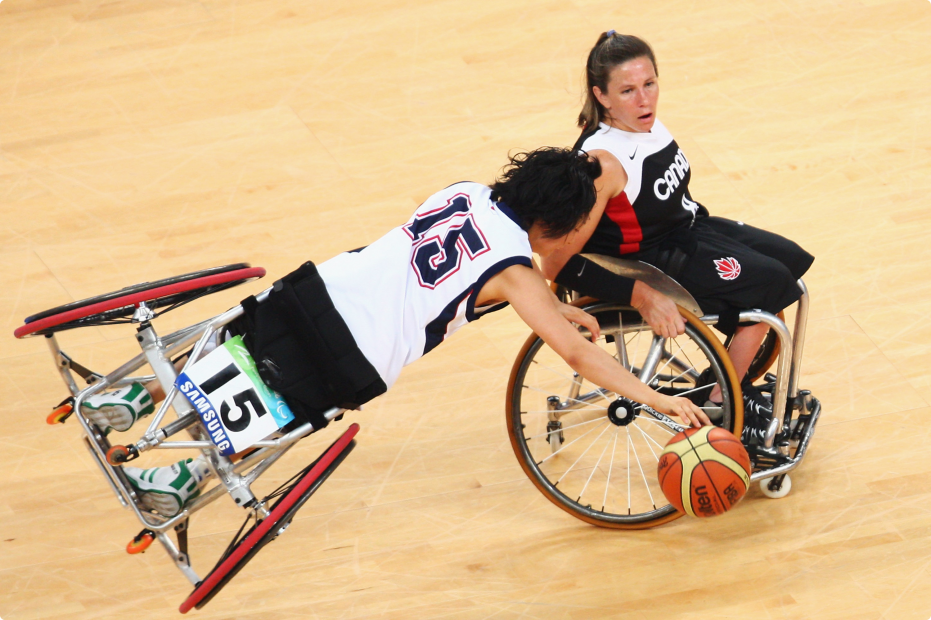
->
xmin=127 ymin=529 xmax=155 ymax=554
xmin=47 ymin=402 xmax=73 ymax=425
xmin=759 ymin=474 xmax=791 ymax=499
xmin=107 ymin=444 xmax=138 ymax=465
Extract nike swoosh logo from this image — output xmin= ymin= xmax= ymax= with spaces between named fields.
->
xmin=576 ymin=261 xmax=586 ymax=277
xmin=629 ymin=146 xmax=638 ymax=160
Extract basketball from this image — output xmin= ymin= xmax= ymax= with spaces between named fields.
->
xmin=657 ymin=426 xmax=751 ymax=517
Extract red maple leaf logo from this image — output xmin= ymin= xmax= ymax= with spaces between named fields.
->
xmin=713 ymin=257 xmax=741 ymax=281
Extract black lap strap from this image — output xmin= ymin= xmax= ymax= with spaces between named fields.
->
xmin=234 ymin=261 xmax=386 ymax=429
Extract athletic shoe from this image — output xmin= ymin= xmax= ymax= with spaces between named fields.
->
xmin=740 ymin=381 xmax=778 ymax=446
xmin=81 ymin=382 xmax=155 ymax=434
xmin=123 ymin=456 xmax=213 ymax=517
xmin=81 ymin=383 xmax=155 ymax=435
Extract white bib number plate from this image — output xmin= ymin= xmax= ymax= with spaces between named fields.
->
xmin=176 ymin=336 xmax=295 ymax=455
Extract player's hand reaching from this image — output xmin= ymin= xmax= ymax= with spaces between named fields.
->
xmin=650 ymin=394 xmax=711 ymax=428
xmin=557 ymin=302 xmax=600 ymax=341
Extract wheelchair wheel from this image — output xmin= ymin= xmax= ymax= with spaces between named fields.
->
xmin=744 ymin=311 xmax=784 ymax=383
xmin=505 ymin=301 xmax=742 ymax=529
xmin=15 ymin=264 xmax=265 ymax=338
xmin=179 ymin=423 xmax=359 ymax=613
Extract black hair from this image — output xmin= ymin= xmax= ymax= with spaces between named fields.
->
xmin=579 ymin=32 xmax=657 ymax=129
xmin=490 ymin=147 xmax=602 ymax=239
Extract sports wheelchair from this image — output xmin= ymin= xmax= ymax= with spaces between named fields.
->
xmin=14 ymin=264 xmax=359 ymax=613
xmin=505 ymin=254 xmax=821 ymax=528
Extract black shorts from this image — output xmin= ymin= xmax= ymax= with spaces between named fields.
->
xmin=668 ymin=217 xmax=814 ymax=316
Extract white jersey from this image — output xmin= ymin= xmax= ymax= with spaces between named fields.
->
xmin=317 ymin=182 xmax=533 ymax=388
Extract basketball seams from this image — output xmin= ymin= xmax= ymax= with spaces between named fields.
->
xmin=693 ymin=443 xmax=751 ymax=487
xmin=692 ymin=460 xmax=729 ymax=516
xmin=683 ymin=430 xmax=729 ymax=517
xmin=678 ymin=451 xmax=702 ymax=516
xmin=656 ymin=451 xmax=681 ymax=487
xmin=658 ymin=425 xmax=750 ymax=518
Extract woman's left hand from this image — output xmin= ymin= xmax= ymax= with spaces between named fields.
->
xmin=557 ymin=303 xmax=601 ymax=341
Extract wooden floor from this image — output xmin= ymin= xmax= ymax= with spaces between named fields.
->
xmin=2 ymin=0 xmax=931 ymax=618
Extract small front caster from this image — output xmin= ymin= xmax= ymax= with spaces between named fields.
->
xmin=759 ymin=474 xmax=792 ymax=499
xmin=107 ymin=444 xmax=139 ymax=465
xmin=127 ymin=529 xmax=155 ymax=554
xmin=46 ymin=398 xmax=74 ymax=425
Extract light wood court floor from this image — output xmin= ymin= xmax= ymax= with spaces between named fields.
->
xmin=2 ymin=0 xmax=931 ymax=618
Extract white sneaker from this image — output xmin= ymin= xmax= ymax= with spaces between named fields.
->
xmin=81 ymin=383 xmax=155 ymax=434
xmin=124 ymin=456 xmax=213 ymax=517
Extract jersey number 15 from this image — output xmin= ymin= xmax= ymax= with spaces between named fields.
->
xmin=404 ymin=194 xmax=490 ymax=288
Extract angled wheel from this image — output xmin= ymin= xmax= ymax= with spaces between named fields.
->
xmin=179 ymin=423 xmax=359 ymax=613
xmin=15 ymin=264 xmax=265 ymax=338
xmin=506 ymin=301 xmax=743 ymax=529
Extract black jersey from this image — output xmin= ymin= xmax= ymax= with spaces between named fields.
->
xmin=576 ymin=120 xmax=708 ymax=257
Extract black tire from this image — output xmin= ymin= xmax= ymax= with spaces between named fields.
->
xmin=179 ymin=424 xmax=358 ymax=613
xmin=505 ymin=301 xmax=743 ymax=529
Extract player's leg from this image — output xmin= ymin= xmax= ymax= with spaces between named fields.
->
xmin=674 ymin=226 xmax=800 ymax=444
xmin=701 ymin=216 xmax=814 ymax=281
xmin=697 ymin=216 xmax=814 ymax=385
xmin=722 ymin=322 xmax=770 ymax=387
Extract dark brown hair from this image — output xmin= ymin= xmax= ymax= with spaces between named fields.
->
xmin=578 ymin=32 xmax=658 ymax=129
xmin=491 ymin=147 xmax=602 ymax=238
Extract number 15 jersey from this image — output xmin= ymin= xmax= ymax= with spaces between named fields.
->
xmin=316 ymin=182 xmax=533 ymax=389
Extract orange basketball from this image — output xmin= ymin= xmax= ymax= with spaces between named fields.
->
xmin=657 ymin=426 xmax=751 ymax=517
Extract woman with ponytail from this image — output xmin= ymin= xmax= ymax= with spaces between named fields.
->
xmin=541 ymin=31 xmax=814 ymax=446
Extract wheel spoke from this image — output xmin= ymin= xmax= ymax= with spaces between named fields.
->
xmin=537 ymin=419 xmax=609 ymax=465
xmin=522 ymin=407 xmax=605 ymax=415
xmin=510 ymin=302 xmax=736 ymax=526
xmin=626 ymin=427 xmax=631 ymax=514
xmin=628 ymin=426 xmax=657 ymax=509
xmin=632 ymin=414 xmax=682 ymax=434
xmin=628 ymin=329 xmax=647 ymax=378
xmin=523 ymin=383 xmax=612 ymax=410
xmin=556 ymin=422 xmax=612 ymax=486
xmin=525 ymin=415 xmax=606 ymax=441
xmin=633 ymin=422 xmax=665 ymax=456
xmin=645 ymin=337 xmax=687 ymax=386
xmin=603 ymin=429 xmax=619 ymax=512
xmin=578 ymin=428 xmax=614 ymax=502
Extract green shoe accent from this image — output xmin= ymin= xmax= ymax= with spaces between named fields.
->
xmin=81 ymin=382 xmax=154 ymax=434
xmin=123 ymin=457 xmax=212 ymax=517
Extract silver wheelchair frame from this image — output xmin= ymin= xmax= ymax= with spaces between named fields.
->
xmin=18 ymin=267 xmax=358 ymax=611
xmin=580 ymin=254 xmax=822 ymax=493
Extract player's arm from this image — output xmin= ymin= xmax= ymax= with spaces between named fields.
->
xmin=479 ymin=264 xmax=709 ymax=427
xmin=540 ymin=150 xmax=684 ymax=337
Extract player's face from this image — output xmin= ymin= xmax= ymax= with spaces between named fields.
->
xmin=594 ymin=57 xmax=659 ymax=133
